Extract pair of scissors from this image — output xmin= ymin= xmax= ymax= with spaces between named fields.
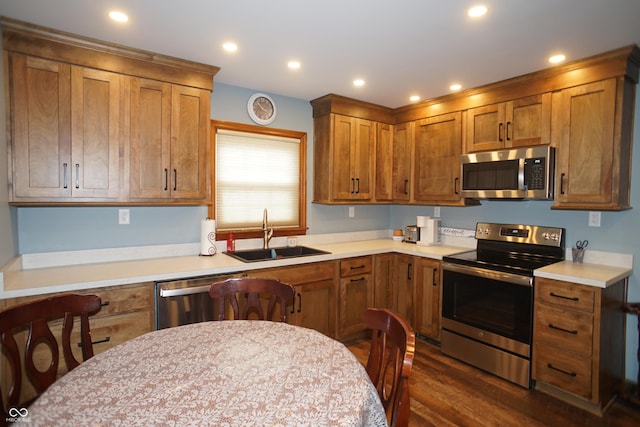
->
xmin=576 ymin=240 xmax=589 ymax=250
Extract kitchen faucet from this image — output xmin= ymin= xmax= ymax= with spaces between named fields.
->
xmin=262 ymin=208 xmax=273 ymax=249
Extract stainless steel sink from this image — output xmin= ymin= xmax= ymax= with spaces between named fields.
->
xmin=225 ymin=246 xmax=331 ymax=263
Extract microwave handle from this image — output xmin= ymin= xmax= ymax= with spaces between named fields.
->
xmin=518 ymin=158 xmax=526 ymax=192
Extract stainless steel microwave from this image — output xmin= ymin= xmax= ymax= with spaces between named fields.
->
xmin=460 ymin=146 xmax=555 ymax=199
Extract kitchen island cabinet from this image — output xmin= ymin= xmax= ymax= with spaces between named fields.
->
xmin=532 ymin=277 xmax=626 ymax=415
xmin=0 ymin=282 xmax=154 ymax=405
xmin=247 ymin=261 xmax=337 ymax=338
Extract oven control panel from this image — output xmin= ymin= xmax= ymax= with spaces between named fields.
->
xmin=475 ymin=222 xmax=564 ymax=247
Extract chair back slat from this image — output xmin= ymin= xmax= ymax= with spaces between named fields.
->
xmin=364 ymin=308 xmax=415 ymax=427
xmin=209 ymin=278 xmax=295 ymax=322
xmin=0 ymin=293 xmax=101 ymax=419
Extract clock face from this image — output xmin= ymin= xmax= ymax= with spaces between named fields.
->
xmin=248 ymin=93 xmax=276 ymax=125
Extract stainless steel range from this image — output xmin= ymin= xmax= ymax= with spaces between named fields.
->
xmin=441 ymin=222 xmax=565 ymax=388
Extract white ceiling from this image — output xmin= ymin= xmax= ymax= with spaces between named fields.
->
xmin=1 ymin=0 xmax=640 ymax=108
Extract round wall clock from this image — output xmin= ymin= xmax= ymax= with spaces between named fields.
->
xmin=247 ymin=93 xmax=276 ymax=125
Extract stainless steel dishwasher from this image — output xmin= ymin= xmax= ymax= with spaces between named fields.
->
xmin=154 ymin=272 xmax=243 ymax=329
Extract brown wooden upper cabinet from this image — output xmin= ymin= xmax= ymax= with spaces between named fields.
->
xmin=391 ymin=122 xmax=413 ymax=202
xmin=130 ymin=78 xmax=210 ymax=202
xmin=464 ymin=93 xmax=551 ymax=153
xmin=3 ymin=17 xmax=219 ymax=206
xmin=413 ymin=112 xmax=464 ymax=204
xmin=9 ymin=54 xmax=122 ymax=202
xmin=552 ymin=78 xmax=635 ymax=210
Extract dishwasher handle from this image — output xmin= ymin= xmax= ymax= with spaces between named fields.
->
xmin=159 ymin=284 xmax=213 ymax=298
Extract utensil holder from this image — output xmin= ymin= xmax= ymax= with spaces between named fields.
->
xmin=572 ymin=248 xmax=585 ymax=263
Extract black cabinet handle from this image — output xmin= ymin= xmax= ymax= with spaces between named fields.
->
xmin=407 ymin=263 xmax=412 ymax=280
xmin=498 ymin=123 xmax=503 ymax=142
xmin=355 ymin=178 xmax=360 ymax=194
xmin=63 ymin=163 xmax=68 ymax=189
xmin=297 ymin=293 xmax=302 ymax=313
xmin=403 ymin=179 xmax=409 ymax=195
xmin=350 ymin=265 xmax=366 ymax=271
xmin=549 ymin=292 xmax=579 ymax=302
xmin=547 ymin=363 xmax=577 ymax=377
xmin=164 ymin=168 xmax=169 ymax=191
xmin=548 ymin=323 xmax=578 ymax=335
xmin=433 ymin=269 xmax=438 ymax=286
xmin=506 ymin=121 xmax=511 ymax=141
xmin=350 ymin=277 xmax=366 ymax=283
xmin=75 ymin=164 xmax=80 ymax=189
xmin=173 ymin=169 xmax=177 ymax=191
xmin=100 ymin=301 xmax=110 ymax=308
xmin=454 ymin=177 xmax=459 ymax=195
xmin=560 ymin=173 xmax=566 ymax=195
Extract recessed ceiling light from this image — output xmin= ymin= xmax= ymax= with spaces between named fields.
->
xmin=549 ymin=54 xmax=566 ymax=64
xmin=108 ymin=11 xmax=129 ymax=23
xmin=223 ymin=42 xmax=238 ymax=52
xmin=450 ymin=83 xmax=462 ymax=91
xmin=409 ymin=95 xmax=420 ymax=102
xmin=468 ymin=5 xmax=488 ymax=17
xmin=353 ymin=79 xmax=365 ymax=87
xmin=288 ymin=61 xmax=301 ymax=70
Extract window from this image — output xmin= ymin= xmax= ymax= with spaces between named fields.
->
xmin=210 ymin=121 xmax=307 ymax=238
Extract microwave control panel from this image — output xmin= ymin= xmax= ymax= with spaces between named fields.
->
xmin=524 ymin=157 xmax=546 ymax=190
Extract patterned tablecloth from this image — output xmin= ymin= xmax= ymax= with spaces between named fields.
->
xmin=24 ymin=321 xmax=388 ymax=426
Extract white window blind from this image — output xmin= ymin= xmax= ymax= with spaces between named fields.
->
xmin=215 ymin=129 xmax=300 ymax=230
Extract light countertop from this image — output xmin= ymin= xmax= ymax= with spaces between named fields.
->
xmin=1 ymin=238 xmax=631 ymax=300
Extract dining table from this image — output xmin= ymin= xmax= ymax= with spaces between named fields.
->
xmin=22 ymin=320 xmax=388 ymax=426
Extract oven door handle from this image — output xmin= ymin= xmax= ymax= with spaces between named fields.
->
xmin=159 ymin=284 xmax=213 ymax=297
xmin=442 ymin=262 xmax=533 ymax=287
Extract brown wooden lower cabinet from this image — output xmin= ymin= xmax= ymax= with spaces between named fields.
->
xmin=0 ymin=282 xmax=154 ymax=405
xmin=413 ymin=257 xmax=441 ymax=341
xmin=338 ymin=256 xmax=373 ymax=339
xmin=532 ymin=277 xmax=626 ymax=415
xmin=247 ymin=261 xmax=338 ymax=338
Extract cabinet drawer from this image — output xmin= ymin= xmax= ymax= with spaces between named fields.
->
xmin=534 ymin=303 xmax=593 ymax=356
xmin=533 ymin=343 xmax=592 ymax=399
xmin=340 ymin=256 xmax=372 ymax=277
xmin=81 ymin=283 xmax=154 ymax=316
xmin=249 ymin=261 xmax=336 ymax=285
xmin=536 ymin=278 xmax=596 ymax=313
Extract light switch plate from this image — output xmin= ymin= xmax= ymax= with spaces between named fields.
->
xmin=119 ymin=209 xmax=130 ymax=225
xmin=434 ymin=207 xmax=441 ymax=218
xmin=348 ymin=206 xmax=355 ymax=218
xmin=588 ymin=211 xmax=601 ymax=227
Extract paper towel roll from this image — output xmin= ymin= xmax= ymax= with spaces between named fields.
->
xmin=200 ymin=218 xmax=217 ymax=256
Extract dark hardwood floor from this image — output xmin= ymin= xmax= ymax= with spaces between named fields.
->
xmin=345 ymin=336 xmax=640 ymax=427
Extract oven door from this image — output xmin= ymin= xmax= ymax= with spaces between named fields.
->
xmin=441 ymin=262 xmax=533 ymax=357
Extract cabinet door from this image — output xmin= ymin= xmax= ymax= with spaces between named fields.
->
xmin=70 ymin=67 xmax=122 ymax=199
xmin=374 ymin=123 xmax=393 ymax=201
xmin=414 ymin=112 xmax=462 ymax=203
xmin=552 ymin=79 xmax=618 ymax=208
xmin=290 ymin=280 xmax=336 ymax=338
xmin=10 ymin=54 xmax=72 ymax=199
xmin=332 ymin=115 xmax=373 ymax=201
xmin=465 ymin=103 xmax=505 ymax=152
xmin=339 ymin=273 xmax=373 ymax=337
xmin=170 ymin=85 xmax=210 ymax=200
xmin=394 ymin=254 xmax=414 ymax=325
xmin=392 ymin=122 xmax=413 ymax=201
xmin=130 ymin=77 xmax=172 ymax=199
xmin=505 ymin=93 xmax=551 ymax=148
xmin=373 ymin=253 xmax=395 ymax=309
xmin=414 ymin=258 xmax=441 ymax=340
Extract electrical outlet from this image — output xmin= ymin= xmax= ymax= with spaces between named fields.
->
xmin=348 ymin=206 xmax=355 ymax=218
xmin=588 ymin=211 xmax=601 ymax=227
xmin=434 ymin=207 xmax=441 ymax=218
xmin=287 ymin=237 xmax=297 ymax=247
xmin=118 ymin=209 xmax=130 ymax=225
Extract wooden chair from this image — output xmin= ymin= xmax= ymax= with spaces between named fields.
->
xmin=0 ymin=293 xmax=102 ymax=419
xmin=364 ymin=308 xmax=416 ymax=427
xmin=208 ymin=277 xmax=295 ymax=322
